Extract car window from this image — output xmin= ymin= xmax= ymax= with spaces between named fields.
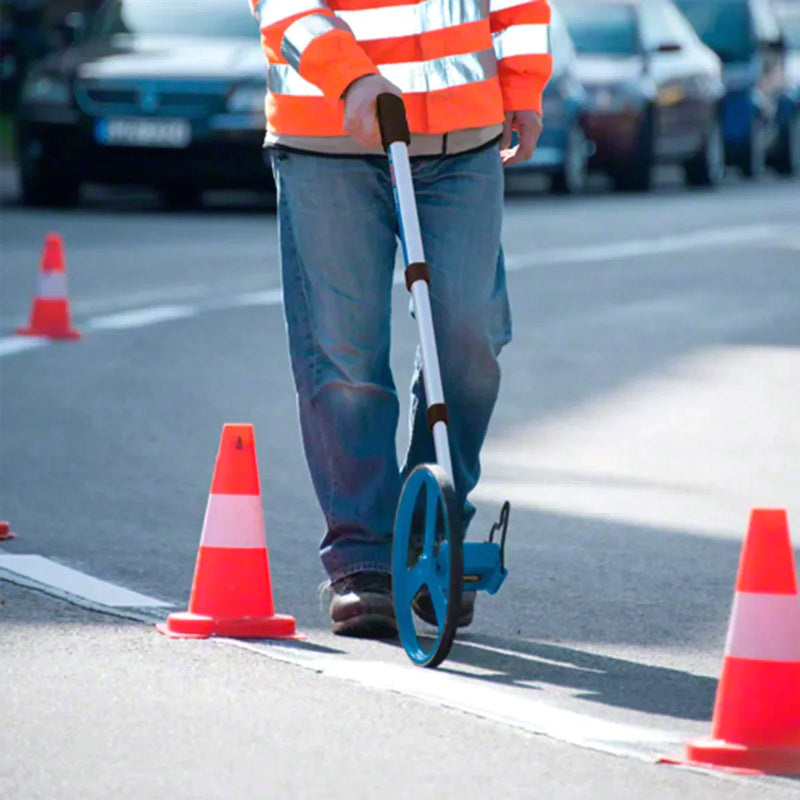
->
xmin=673 ymin=0 xmax=756 ymax=62
xmin=558 ymin=1 xmax=640 ymax=56
xmin=86 ymin=0 xmax=258 ymax=39
xmin=750 ymin=0 xmax=782 ymax=43
xmin=775 ymin=6 xmax=800 ymax=49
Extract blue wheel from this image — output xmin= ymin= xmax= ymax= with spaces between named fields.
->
xmin=392 ymin=464 xmax=463 ymax=668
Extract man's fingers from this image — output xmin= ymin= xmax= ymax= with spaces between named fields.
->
xmin=500 ymin=112 xmax=514 ymax=151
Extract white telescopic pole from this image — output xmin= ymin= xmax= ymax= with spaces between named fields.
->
xmin=388 ymin=140 xmax=454 ymax=483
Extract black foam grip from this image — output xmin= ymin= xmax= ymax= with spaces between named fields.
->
xmin=405 ymin=261 xmax=430 ymax=292
xmin=426 ymin=403 xmax=449 ymax=430
xmin=377 ymin=93 xmax=411 ymax=151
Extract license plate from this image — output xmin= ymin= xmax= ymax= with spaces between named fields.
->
xmin=95 ymin=118 xmax=191 ymax=148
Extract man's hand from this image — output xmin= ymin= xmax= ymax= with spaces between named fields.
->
xmin=343 ymin=74 xmax=402 ymax=148
xmin=500 ymin=110 xmax=543 ymax=167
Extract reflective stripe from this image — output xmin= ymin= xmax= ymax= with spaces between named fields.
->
xmin=490 ymin=0 xmax=541 ymax=11
xmin=493 ymin=23 xmax=549 ymax=59
xmin=200 ymin=493 xmax=267 ymax=549
xmin=339 ymin=0 xmax=489 ymax=42
xmin=37 ymin=271 xmax=68 ymax=299
xmin=270 ymin=48 xmax=496 ymax=96
xmin=254 ymin=0 xmax=327 ymax=29
xmin=282 ymin=13 xmax=353 ymax=71
xmin=726 ymin=592 xmax=800 ymax=662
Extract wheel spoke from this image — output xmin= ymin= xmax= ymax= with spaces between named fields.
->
xmin=405 ymin=562 xmax=427 ymax=598
xmin=423 ymin=483 xmax=439 ymax=554
xmin=428 ymin=582 xmax=448 ymax=624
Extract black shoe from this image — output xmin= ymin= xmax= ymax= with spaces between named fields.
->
xmin=327 ymin=571 xmax=397 ymax=639
xmin=412 ymin=588 xmax=476 ymax=628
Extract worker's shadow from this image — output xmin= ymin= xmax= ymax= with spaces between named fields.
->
xmin=431 ymin=632 xmax=717 ymax=722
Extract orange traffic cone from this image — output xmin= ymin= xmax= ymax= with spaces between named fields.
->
xmin=17 ymin=233 xmax=81 ymax=340
xmin=157 ymin=424 xmax=302 ymax=640
xmin=0 ymin=521 xmax=16 ymax=541
xmin=663 ymin=509 xmax=800 ymax=774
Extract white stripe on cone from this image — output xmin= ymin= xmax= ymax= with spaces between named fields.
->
xmin=725 ymin=592 xmax=800 ymax=662
xmin=36 ymin=272 xmax=69 ymax=299
xmin=199 ymin=493 xmax=267 ymax=549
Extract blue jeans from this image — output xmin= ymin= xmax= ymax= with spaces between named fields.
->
xmin=270 ymin=144 xmax=512 ymax=583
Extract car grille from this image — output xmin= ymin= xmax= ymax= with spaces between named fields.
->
xmin=75 ymin=80 xmax=229 ymax=118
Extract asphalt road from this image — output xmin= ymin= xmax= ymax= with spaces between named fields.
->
xmin=1 ymin=166 xmax=799 ymax=800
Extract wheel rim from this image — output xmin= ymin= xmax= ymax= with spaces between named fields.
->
xmin=392 ymin=464 xmax=463 ymax=668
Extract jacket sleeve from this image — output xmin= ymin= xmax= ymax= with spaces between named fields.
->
xmin=250 ymin=1 xmax=379 ymax=101
xmin=490 ymin=0 xmax=553 ymax=115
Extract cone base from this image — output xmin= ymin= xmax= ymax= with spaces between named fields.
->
xmin=17 ymin=326 xmax=81 ymax=340
xmin=156 ymin=611 xmax=304 ymax=641
xmin=667 ymin=737 xmax=800 ymax=775
xmin=0 ymin=521 xmax=16 ymax=541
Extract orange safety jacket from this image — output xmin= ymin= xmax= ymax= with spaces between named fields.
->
xmin=249 ymin=0 xmax=553 ymax=137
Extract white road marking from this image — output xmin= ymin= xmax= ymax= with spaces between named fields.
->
xmin=231 ymin=640 xmax=684 ymax=762
xmin=0 ymin=336 xmax=48 ymax=357
xmin=0 ymin=554 xmax=170 ymax=608
xmin=1 ymin=223 xmax=791 ymax=361
xmin=0 ymin=550 xmax=685 ymax=763
xmin=505 ymin=224 xmax=780 ymax=270
xmin=86 ymin=304 xmax=197 ymax=330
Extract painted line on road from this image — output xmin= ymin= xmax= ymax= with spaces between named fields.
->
xmin=0 ymin=222 xmax=787 ymax=361
xmin=86 ymin=304 xmax=197 ymax=331
xmin=0 ymin=554 xmax=170 ymax=609
xmin=0 ymin=553 xmax=760 ymax=785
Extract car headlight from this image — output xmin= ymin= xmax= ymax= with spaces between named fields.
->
xmin=21 ymin=74 xmax=71 ymax=105
xmin=588 ymin=83 xmax=642 ymax=112
xmin=227 ymin=84 xmax=265 ymax=113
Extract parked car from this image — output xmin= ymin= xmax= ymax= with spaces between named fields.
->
xmin=556 ymin=0 xmax=725 ymax=191
xmin=15 ymin=0 xmax=272 ymax=207
xmin=772 ymin=0 xmax=800 ymax=172
xmin=673 ymin=0 xmax=796 ymax=177
xmin=507 ymin=6 xmax=592 ymax=193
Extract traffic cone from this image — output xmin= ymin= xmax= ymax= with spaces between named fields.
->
xmin=157 ymin=424 xmax=302 ymax=640
xmin=0 ymin=521 xmax=16 ymax=541
xmin=662 ymin=509 xmax=800 ymax=774
xmin=17 ymin=233 xmax=81 ymax=339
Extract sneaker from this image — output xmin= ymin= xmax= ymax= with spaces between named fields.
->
xmin=412 ymin=588 xmax=476 ymax=628
xmin=327 ymin=571 xmax=397 ymax=639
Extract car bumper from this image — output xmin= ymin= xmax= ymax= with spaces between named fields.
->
xmin=582 ymin=110 xmax=641 ymax=167
xmin=17 ymin=111 xmax=273 ymax=190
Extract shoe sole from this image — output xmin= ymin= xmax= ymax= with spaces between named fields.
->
xmin=412 ymin=606 xmax=474 ymax=628
xmin=332 ymin=614 xmax=398 ymax=639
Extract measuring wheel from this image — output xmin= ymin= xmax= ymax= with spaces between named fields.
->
xmin=392 ymin=464 xmax=464 ymax=668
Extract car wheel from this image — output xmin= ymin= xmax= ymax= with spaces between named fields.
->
xmin=159 ymin=184 xmax=203 ymax=210
xmin=20 ymin=155 xmax=80 ymax=208
xmin=612 ymin=109 xmax=654 ymax=193
xmin=684 ymin=119 xmax=725 ymax=188
xmin=772 ymin=113 xmax=800 ymax=177
xmin=740 ymin=116 xmax=768 ymax=179
xmin=549 ymin=123 xmax=589 ymax=195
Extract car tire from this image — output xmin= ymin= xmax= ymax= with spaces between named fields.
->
xmin=612 ymin=109 xmax=654 ymax=193
xmin=684 ymin=119 xmax=725 ymax=188
xmin=159 ymin=184 xmax=203 ymax=210
xmin=740 ymin=116 xmax=768 ymax=179
xmin=772 ymin=113 xmax=800 ymax=177
xmin=20 ymin=158 xmax=80 ymax=208
xmin=549 ymin=123 xmax=589 ymax=195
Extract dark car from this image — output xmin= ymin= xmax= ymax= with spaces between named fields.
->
xmin=15 ymin=0 xmax=271 ymax=207
xmin=557 ymin=0 xmax=725 ymax=191
xmin=772 ymin=0 xmax=800 ymax=172
xmin=673 ymin=0 xmax=797 ymax=177
xmin=506 ymin=6 xmax=592 ymax=194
